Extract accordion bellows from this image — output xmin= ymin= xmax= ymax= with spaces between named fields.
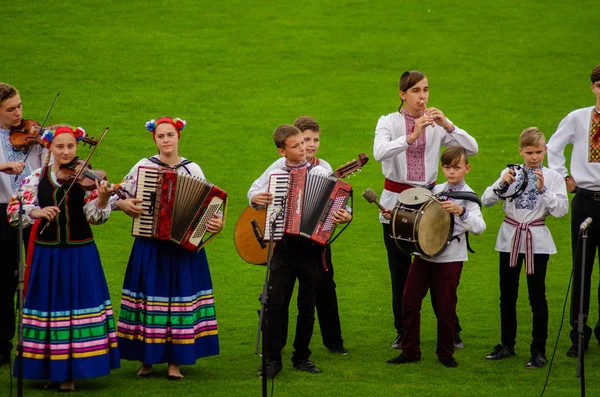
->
xmin=132 ymin=166 xmax=227 ymax=251
xmin=264 ymin=168 xmax=351 ymax=245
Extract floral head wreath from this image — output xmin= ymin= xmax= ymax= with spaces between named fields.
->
xmin=145 ymin=117 xmax=186 ymax=138
xmin=40 ymin=126 xmax=86 ymax=147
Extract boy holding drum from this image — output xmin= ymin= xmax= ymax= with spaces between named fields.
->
xmin=386 ymin=146 xmax=485 ymax=367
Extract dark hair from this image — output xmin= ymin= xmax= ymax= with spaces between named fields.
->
xmin=293 ymin=116 xmax=320 ymax=133
xmin=273 ymin=124 xmax=302 ymax=149
xmin=398 ymin=70 xmax=426 ymax=110
xmin=441 ymin=146 xmax=468 ymax=167
xmin=0 ymin=83 xmax=18 ymax=105
xmin=591 ymin=64 xmax=600 ymax=83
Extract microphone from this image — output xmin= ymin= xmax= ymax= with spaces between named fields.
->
xmin=268 ymin=206 xmax=283 ymax=224
xmin=362 ymin=188 xmax=386 ymax=212
xmin=580 ymin=217 xmax=593 ymax=231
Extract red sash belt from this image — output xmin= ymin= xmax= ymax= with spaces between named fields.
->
xmin=384 ymin=179 xmax=417 ymax=194
xmin=503 ymin=216 xmax=545 ymax=275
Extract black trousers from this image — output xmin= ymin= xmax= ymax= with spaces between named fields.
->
xmin=569 ymin=192 xmax=600 ymax=344
xmin=0 ymin=204 xmax=31 ymax=354
xmin=265 ymin=239 xmax=322 ymax=363
xmin=498 ymin=252 xmax=549 ymax=354
xmin=383 ymin=223 xmax=462 ymax=335
xmin=281 ymin=246 xmax=344 ymax=350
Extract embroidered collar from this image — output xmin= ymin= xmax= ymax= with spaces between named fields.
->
xmin=444 ymin=181 xmax=465 ymax=192
xmin=400 ymin=109 xmax=423 ymax=121
xmin=284 ymin=161 xmax=309 ymax=170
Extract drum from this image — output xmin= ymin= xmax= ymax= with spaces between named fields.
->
xmin=391 ymin=193 xmax=454 ymax=258
xmin=493 ymin=164 xmax=528 ymax=201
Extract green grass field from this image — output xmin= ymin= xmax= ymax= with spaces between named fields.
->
xmin=1 ymin=0 xmax=598 ymax=395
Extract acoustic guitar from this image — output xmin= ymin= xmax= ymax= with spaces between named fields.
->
xmin=234 ymin=154 xmax=369 ymax=265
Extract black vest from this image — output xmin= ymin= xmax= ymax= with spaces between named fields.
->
xmin=35 ymin=167 xmax=94 ymax=246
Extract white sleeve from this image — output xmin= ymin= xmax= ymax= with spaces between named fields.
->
xmin=84 ymin=190 xmax=111 ymax=225
xmin=247 ymin=158 xmax=283 ymax=206
xmin=373 ymin=116 xmax=410 ymax=162
xmin=440 ymin=123 xmax=479 ymax=155
xmin=460 ymin=200 xmax=486 ymax=235
xmin=540 ymin=171 xmax=569 ymax=218
xmin=547 ymin=114 xmax=574 ymax=177
xmin=6 ymin=169 xmax=42 ymax=228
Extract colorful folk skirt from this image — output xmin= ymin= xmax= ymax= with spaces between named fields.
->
xmin=15 ymin=243 xmax=120 ymax=381
xmin=117 ymin=238 xmax=219 ymax=365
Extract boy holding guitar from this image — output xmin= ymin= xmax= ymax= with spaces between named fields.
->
xmin=248 ymin=124 xmax=352 ymax=379
xmin=248 ymin=116 xmax=350 ymax=357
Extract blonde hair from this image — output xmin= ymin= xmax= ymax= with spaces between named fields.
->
xmin=519 ymin=127 xmax=546 ymax=148
xmin=0 ymin=83 xmax=18 ymax=105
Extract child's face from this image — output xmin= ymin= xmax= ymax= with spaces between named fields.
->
xmin=592 ymin=80 xmax=600 ymax=105
xmin=441 ymin=157 xmax=470 ymax=185
xmin=0 ymin=94 xmax=23 ymax=129
xmin=278 ymin=133 xmax=306 ymax=164
xmin=50 ymin=133 xmax=77 ymax=165
xmin=400 ymin=78 xmax=429 ymax=116
xmin=302 ymin=129 xmax=320 ymax=161
xmin=519 ymin=144 xmax=546 ymax=168
xmin=154 ymin=123 xmax=179 ymax=156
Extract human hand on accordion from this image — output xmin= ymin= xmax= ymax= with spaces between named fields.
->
xmin=250 ymin=192 xmax=272 ymax=207
xmin=116 ymin=198 xmax=144 ymax=218
xmin=332 ymin=208 xmax=352 ymax=225
xmin=207 ymin=214 xmax=224 ymax=233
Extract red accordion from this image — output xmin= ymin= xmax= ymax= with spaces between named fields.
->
xmin=264 ymin=168 xmax=352 ymax=245
xmin=132 ymin=166 xmax=227 ymax=251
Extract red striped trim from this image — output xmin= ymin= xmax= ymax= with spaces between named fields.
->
xmin=503 ymin=216 xmax=545 ymax=274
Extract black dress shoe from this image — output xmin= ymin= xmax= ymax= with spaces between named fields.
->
xmin=258 ymin=360 xmax=283 ymax=379
xmin=293 ymin=359 xmax=321 ymax=374
xmin=567 ymin=343 xmax=588 ymax=358
xmin=440 ymin=357 xmax=458 ymax=368
xmin=328 ymin=345 xmax=349 ymax=355
xmin=386 ymin=354 xmax=418 ymax=364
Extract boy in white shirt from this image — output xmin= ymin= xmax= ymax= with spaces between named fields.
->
xmin=387 ymin=146 xmax=485 ymax=368
xmin=483 ymin=127 xmax=568 ymax=368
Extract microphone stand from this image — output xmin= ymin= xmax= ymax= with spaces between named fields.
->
xmin=255 ymin=208 xmax=281 ymax=397
xmin=577 ymin=226 xmax=588 ymax=396
xmin=16 ymin=196 xmax=25 ymax=397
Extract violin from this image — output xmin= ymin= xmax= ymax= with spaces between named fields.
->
xmin=56 ymin=159 xmax=130 ymax=200
xmin=9 ymin=120 xmax=99 ymax=151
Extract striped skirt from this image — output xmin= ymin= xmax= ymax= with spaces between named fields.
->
xmin=15 ymin=243 xmax=120 ymax=381
xmin=117 ymin=238 xmax=219 ymax=365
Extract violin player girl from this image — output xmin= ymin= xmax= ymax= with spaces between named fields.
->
xmin=111 ymin=117 xmax=222 ymax=380
xmin=7 ymin=125 xmax=120 ymax=392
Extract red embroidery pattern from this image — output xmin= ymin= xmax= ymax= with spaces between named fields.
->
xmin=589 ymin=110 xmax=600 ymax=163
xmin=403 ymin=111 xmax=426 ymax=182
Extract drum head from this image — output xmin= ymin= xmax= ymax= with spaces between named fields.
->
xmin=417 ymin=200 xmax=453 ymax=257
xmin=398 ymin=188 xmax=431 ymax=205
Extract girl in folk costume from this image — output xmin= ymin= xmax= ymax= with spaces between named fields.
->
xmin=113 ymin=117 xmax=223 ymax=380
xmin=7 ymin=125 xmax=119 ymax=392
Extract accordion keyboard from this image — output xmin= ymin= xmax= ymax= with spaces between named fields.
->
xmin=263 ymin=173 xmax=289 ymax=241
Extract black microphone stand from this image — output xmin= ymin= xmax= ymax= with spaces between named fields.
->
xmin=255 ymin=208 xmax=281 ymax=397
xmin=16 ymin=196 xmax=25 ymax=397
xmin=577 ymin=225 xmax=588 ymax=397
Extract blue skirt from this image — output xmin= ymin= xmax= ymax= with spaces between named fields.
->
xmin=117 ymin=238 xmax=219 ymax=365
xmin=15 ymin=243 xmax=120 ymax=381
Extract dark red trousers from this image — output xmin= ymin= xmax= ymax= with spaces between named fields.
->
xmin=401 ymin=257 xmax=463 ymax=361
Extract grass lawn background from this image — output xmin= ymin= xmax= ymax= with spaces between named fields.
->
xmin=1 ymin=1 xmax=598 ymax=395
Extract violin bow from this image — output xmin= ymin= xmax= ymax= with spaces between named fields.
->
xmin=20 ymin=93 xmax=60 ymax=166
xmin=39 ymin=126 xmax=109 ymax=234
